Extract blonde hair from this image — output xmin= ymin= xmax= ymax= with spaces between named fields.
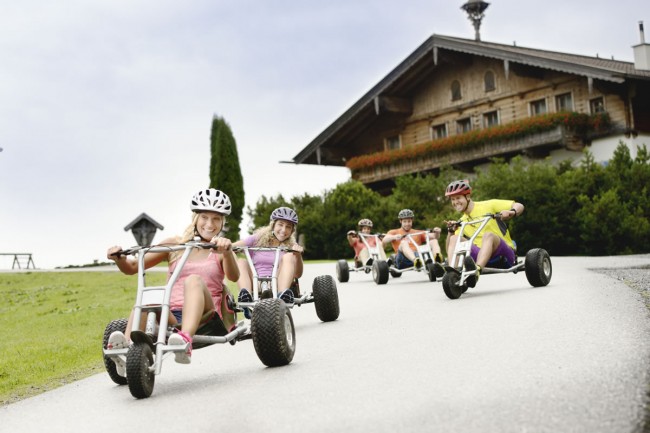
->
xmin=254 ymin=221 xmax=296 ymax=247
xmin=169 ymin=212 xmax=226 ymax=263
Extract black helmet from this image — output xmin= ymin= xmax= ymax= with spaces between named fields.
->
xmin=398 ymin=209 xmax=414 ymax=220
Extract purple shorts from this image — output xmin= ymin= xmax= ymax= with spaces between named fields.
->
xmin=470 ymin=238 xmax=516 ymax=268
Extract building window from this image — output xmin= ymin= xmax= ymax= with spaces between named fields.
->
xmin=530 ymin=98 xmax=547 ymax=116
xmin=385 ymin=135 xmax=401 ymax=150
xmin=484 ymin=71 xmax=496 ymax=92
xmin=483 ymin=111 xmax=499 ymax=128
xmin=456 ymin=118 xmax=472 ymax=134
xmin=555 ymin=93 xmax=573 ymax=112
xmin=590 ymin=97 xmax=605 ymax=114
xmin=432 ymin=123 xmax=447 ymax=139
xmin=451 ymin=80 xmax=462 ymax=101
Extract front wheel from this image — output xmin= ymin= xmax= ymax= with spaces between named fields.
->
xmin=251 ymin=299 xmax=296 ymax=366
xmin=313 ymin=275 xmax=340 ymax=322
xmin=102 ymin=318 xmax=128 ymax=386
xmin=372 ymin=261 xmax=389 ymax=285
xmin=126 ymin=342 xmax=155 ymax=399
xmin=336 ymin=259 xmax=349 ymax=283
xmin=525 ymin=248 xmax=552 ymax=287
xmin=442 ymin=271 xmax=465 ymax=300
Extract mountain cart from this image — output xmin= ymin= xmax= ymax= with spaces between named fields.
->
xmin=387 ymin=230 xmax=445 ymax=283
xmin=102 ymin=239 xmax=294 ymax=399
xmin=336 ymin=233 xmax=392 ymax=285
xmin=235 ymin=246 xmax=340 ymax=323
xmin=442 ymin=213 xmax=552 ymax=300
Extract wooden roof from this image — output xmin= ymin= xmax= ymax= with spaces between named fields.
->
xmin=292 ymin=34 xmax=650 ymax=166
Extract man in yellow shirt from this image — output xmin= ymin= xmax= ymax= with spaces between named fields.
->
xmin=445 ymin=180 xmax=524 ymax=287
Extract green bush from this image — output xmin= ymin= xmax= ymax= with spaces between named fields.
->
xmin=248 ymin=141 xmax=650 ymax=257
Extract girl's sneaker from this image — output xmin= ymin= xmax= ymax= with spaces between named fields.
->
xmin=279 ymin=289 xmax=294 ymax=304
xmin=106 ymin=331 xmax=128 ymax=377
xmin=107 ymin=331 xmax=128 ymax=349
xmin=168 ymin=331 xmax=192 ymax=364
xmin=238 ymin=289 xmax=253 ymax=319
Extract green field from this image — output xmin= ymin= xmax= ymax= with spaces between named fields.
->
xmin=0 ymin=270 xmax=167 ymax=405
xmin=0 ymin=260 xmax=335 ymax=405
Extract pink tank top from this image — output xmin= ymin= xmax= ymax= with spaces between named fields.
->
xmin=167 ymin=251 xmax=225 ymax=316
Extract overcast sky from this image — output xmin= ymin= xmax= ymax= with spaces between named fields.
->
xmin=0 ymin=0 xmax=646 ymax=269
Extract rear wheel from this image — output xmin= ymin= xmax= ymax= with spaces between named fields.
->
xmin=126 ymin=342 xmax=155 ymax=399
xmin=336 ymin=259 xmax=349 ymax=283
xmin=525 ymin=248 xmax=552 ymax=287
xmin=252 ymin=299 xmax=296 ymax=366
xmin=372 ymin=261 xmax=389 ymax=285
xmin=426 ymin=263 xmax=437 ymax=282
xmin=102 ymin=318 xmax=128 ymax=386
xmin=442 ymin=271 xmax=465 ymax=300
xmin=313 ymin=275 xmax=340 ymax=322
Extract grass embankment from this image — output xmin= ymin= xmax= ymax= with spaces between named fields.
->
xmin=0 ymin=271 xmax=166 ymax=405
xmin=0 ymin=260 xmax=333 ymax=405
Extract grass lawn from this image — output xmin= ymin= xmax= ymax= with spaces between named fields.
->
xmin=0 ymin=259 xmax=336 ymax=405
xmin=0 ymin=271 xmax=167 ymax=405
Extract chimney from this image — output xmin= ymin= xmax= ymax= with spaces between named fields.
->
xmin=633 ymin=21 xmax=650 ymax=70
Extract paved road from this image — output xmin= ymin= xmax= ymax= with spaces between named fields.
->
xmin=2 ymin=256 xmax=650 ymax=433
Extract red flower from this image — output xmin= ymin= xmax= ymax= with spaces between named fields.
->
xmin=346 ymin=112 xmax=611 ymax=172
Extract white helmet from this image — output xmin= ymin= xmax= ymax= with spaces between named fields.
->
xmin=358 ymin=218 xmax=373 ymax=228
xmin=190 ymin=189 xmax=232 ymax=215
xmin=398 ymin=209 xmax=414 ymax=220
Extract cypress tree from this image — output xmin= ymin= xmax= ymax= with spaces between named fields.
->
xmin=209 ymin=115 xmax=244 ymax=240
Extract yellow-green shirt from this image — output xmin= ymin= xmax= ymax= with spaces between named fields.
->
xmin=456 ymin=199 xmax=515 ymax=249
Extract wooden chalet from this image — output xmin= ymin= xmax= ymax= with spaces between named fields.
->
xmin=291 ymin=23 xmax=650 ymax=193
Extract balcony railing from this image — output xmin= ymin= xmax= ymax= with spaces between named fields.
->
xmin=348 ymin=112 xmax=611 ymax=184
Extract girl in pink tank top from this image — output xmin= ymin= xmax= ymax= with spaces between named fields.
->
xmin=106 ymin=189 xmax=240 ymax=368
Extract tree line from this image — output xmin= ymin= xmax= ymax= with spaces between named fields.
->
xmin=246 ymin=142 xmax=650 ymax=260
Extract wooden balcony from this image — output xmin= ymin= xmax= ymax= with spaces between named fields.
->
xmin=352 ymin=124 xmax=587 ymax=185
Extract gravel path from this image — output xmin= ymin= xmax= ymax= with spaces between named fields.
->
xmin=594 ymin=263 xmax=650 ymax=433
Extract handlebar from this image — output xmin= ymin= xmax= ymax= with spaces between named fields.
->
xmin=232 ymin=246 xmax=302 ymax=254
xmin=447 ymin=213 xmax=505 ymax=229
xmin=110 ymin=240 xmax=227 ymax=258
xmin=109 ymin=246 xmax=145 ymax=258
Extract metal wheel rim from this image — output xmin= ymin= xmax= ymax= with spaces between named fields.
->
xmin=283 ymin=312 xmax=293 ymax=347
xmin=543 ymin=258 xmax=551 ymax=276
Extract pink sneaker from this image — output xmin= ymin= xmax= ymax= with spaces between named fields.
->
xmin=167 ymin=331 xmax=192 ymax=364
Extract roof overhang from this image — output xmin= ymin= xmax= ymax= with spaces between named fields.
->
xmin=291 ymin=34 xmax=648 ymax=166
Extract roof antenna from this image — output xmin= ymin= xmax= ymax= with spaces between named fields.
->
xmin=461 ymin=0 xmax=490 ymax=41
